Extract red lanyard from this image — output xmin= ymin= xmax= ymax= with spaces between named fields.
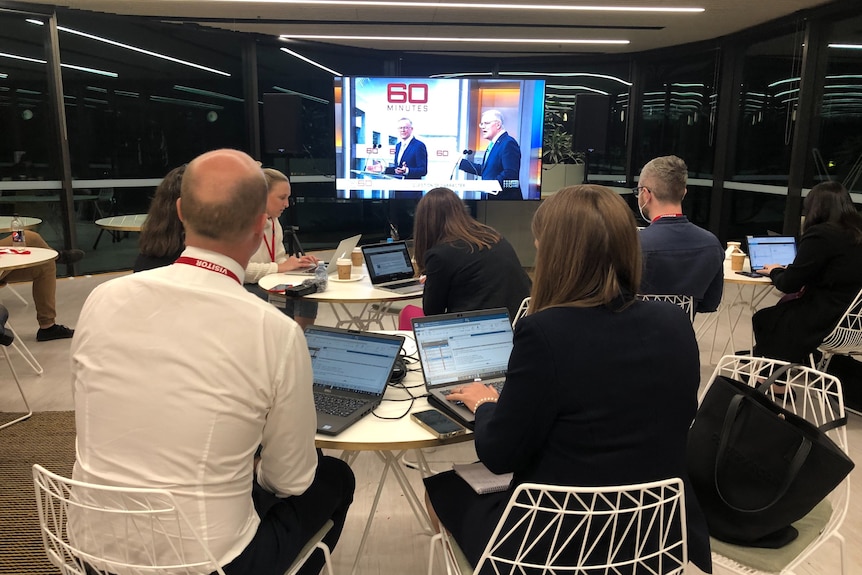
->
xmin=651 ymin=213 xmax=684 ymax=222
xmin=174 ymin=257 xmax=241 ymax=284
xmin=262 ymin=219 xmax=276 ymax=262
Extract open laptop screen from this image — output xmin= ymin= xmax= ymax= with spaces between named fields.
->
xmin=305 ymin=327 xmax=403 ymax=395
xmin=412 ymin=308 xmax=513 ymax=386
xmin=363 ymin=242 xmax=415 ymax=283
xmin=746 ymin=236 xmax=797 ymax=271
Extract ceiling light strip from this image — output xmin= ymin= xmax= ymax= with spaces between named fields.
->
xmin=224 ymin=0 xmax=703 ymax=13
xmin=279 ymin=47 xmax=342 ymax=76
xmin=281 ymin=35 xmax=628 ymax=45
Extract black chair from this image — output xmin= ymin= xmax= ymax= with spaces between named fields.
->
xmin=1 ymin=304 xmax=32 ymax=430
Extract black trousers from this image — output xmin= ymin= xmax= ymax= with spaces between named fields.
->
xmin=221 ymin=455 xmax=355 ymax=575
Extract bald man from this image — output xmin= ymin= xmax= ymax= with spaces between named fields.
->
xmin=71 ymin=149 xmax=354 ymax=575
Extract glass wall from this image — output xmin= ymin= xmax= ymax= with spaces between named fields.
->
xmin=818 ymin=14 xmax=862 ymax=198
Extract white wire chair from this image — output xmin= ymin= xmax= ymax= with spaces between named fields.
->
xmin=703 ymin=355 xmax=850 ymax=575
xmin=32 ymin=464 xmax=334 ymax=575
xmin=810 ymin=287 xmax=862 ymax=372
xmin=637 ymin=293 xmax=695 ymax=323
xmin=1 ymin=306 xmax=31 ymax=430
xmin=512 ymin=296 xmax=530 ymax=327
xmin=428 ymin=478 xmax=688 ymax=575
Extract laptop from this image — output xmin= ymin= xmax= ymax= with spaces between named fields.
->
xmin=362 ymin=241 xmax=425 ymax=295
xmin=305 ymin=326 xmax=405 ymax=435
xmin=746 ymin=235 xmax=797 ymax=272
xmin=411 ymin=308 xmax=514 ymax=427
xmin=302 ymin=234 xmax=361 ymax=275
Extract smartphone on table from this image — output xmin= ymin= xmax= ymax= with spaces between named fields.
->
xmin=411 ymin=409 xmax=467 ymax=439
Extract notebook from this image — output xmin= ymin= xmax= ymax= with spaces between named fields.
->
xmin=746 ymin=236 xmax=798 ymax=272
xmin=362 ymin=241 xmax=424 ymax=295
xmin=304 ymin=326 xmax=405 ymax=435
xmin=411 ymin=308 xmax=514 ymax=427
xmin=453 ymin=462 xmax=513 ymax=494
xmin=302 ymin=234 xmax=361 ymax=275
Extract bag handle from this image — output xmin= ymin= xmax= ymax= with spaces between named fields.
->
xmin=714 ymin=363 xmax=811 ymax=513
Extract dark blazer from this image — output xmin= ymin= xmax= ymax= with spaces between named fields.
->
xmin=427 ymin=301 xmax=712 ymax=572
xmin=422 ymin=238 xmax=531 ymax=322
xmin=753 ymin=222 xmax=862 ymax=362
xmin=460 ymin=132 xmax=522 ymax=200
xmin=384 ymin=138 xmax=427 ymax=179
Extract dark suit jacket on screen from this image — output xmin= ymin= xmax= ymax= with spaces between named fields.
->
xmin=384 ymin=138 xmax=427 ymax=179
xmin=460 ymin=131 xmax=522 ymax=200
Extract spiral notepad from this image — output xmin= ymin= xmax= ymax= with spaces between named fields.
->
xmin=453 ymin=462 xmax=513 ymax=495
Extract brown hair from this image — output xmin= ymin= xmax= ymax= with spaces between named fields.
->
xmin=639 ymin=155 xmax=687 ymax=204
xmin=139 ymin=164 xmax=185 ymax=258
xmin=530 ymin=185 xmax=641 ymax=312
xmin=413 ymin=187 xmax=501 ymax=274
xmin=804 ymin=180 xmax=862 ymax=243
xmin=180 ymin=151 xmax=267 ymax=242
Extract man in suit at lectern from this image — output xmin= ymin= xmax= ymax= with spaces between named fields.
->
xmin=459 ymin=109 xmax=522 ymax=200
xmin=368 ymin=117 xmax=428 ymax=179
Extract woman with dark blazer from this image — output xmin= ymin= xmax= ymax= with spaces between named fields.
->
xmin=753 ymin=181 xmax=862 ymax=363
xmin=412 ymin=187 xmax=531 ymax=322
xmin=423 ymin=185 xmax=712 ymax=573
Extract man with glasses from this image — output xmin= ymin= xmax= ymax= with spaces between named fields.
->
xmin=459 ymin=109 xmax=522 ymax=200
xmin=635 ymin=155 xmax=723 ymax=313
xmin=367 ymin=117 xmax=427 ymax=179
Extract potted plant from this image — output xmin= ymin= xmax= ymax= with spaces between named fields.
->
xmin=541 ymin=112 xmax=585 ymax=197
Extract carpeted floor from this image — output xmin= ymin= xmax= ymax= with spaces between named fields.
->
xmin=0 ymin=411 xmax=76 ymax=574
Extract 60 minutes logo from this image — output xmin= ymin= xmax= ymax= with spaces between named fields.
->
xmin=386 ymin=83 xmax=430 ymax=112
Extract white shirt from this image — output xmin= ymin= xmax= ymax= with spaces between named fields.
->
xmin=71 ymin=246 xmax=318 ymax=566
xmin=396 ymin=136 xmax=413 ymax=165
xmin=245 ymin=216 xmax=287 ymax=284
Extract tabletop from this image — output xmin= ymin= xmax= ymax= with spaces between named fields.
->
xmin=0 ymin=216 xmax=42 ymax=233
xmin=314 ymin=331 xmax=475 ymax=451
xmin=0 ymin=247 xmax=58 ymax=271
xmin=723 ymin=257 xmax=773 ymax=286
xmin=95 ymin=214 xmax=147 ymax=231
xmin=260 ymin=268 xmax=423 ymax=304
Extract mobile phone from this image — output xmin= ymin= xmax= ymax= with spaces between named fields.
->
xmin=268 ymin=283 xmax=290 ymax=292
xmin=411 ymin=409 xmax=467 ymax=439
xmin=736 ymin=271 xmax=763 ymax=278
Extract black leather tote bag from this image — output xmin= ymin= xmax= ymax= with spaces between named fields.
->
xmin=687 ymin=364 xmax=854 ymax=547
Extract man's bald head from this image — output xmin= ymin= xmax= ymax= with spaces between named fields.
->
xmin=180 ymin=149 xmax=267 ymax=242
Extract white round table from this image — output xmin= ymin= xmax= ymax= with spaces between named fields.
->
xmin=0 ymin=216 xmax=42 ymax=234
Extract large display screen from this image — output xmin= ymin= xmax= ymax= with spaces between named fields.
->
xmin=334 ymin=77 xmax=545 ymax=200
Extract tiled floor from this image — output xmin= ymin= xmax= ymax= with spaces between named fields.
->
xmin=1 ymin=273 xmax=860 ymax=574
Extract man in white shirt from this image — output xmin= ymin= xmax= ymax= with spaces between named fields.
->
xmin=71 ymin=149 xmax=354 ymax=575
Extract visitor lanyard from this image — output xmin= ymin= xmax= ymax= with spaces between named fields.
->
xmin=651 ymin=213 xmax=684 ymax=222
xmin=174 ymin=257 xmax=241 ymax=285
xmin=262 ymin=219 xmax=276 ymax=262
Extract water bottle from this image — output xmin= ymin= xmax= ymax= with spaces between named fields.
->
xmin=10 ymin=214 xmax=25 ymax=246
xmin=314 ymin=261 xmax=328 ymax=292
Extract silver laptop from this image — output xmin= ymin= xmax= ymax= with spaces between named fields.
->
xmin=746 ymin=235 xmax=797 ymax=272
xmin=305 ymin=326 xmax=405 ymax=435
xmin=411 ymin=308 xmax=513 ymax=427
xmin=362 ymin=241 xmax=424 ymax=295
xmin=303 ymin=234 xmax=361 ymax=275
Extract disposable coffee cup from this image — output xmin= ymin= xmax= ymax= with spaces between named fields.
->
xmin=731 ymin=252 xmax=745 ymax=272
xmin=336 ymin=258 xmax=352 ymax=280
xmin=351 ymin=247 xmax=363 ymax=267
xmin=726 ymin=241 xmax=741 ymax=259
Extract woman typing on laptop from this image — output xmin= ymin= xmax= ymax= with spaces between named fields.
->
xmin=244 ymin=168 xmax=320 ymax=330
xmin=752 ymin=181 xmax=862 ymax=362
xmin=422 ymin=185 xmax=712 ymax=573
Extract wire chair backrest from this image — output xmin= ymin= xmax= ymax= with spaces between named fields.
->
xmin=512 ymin=296 xmax=530 ymax=327
xmin=32 ymin=464 xmax=226 ymax=575
xmin=474 ymin=478 xmax=688 ymax=575
xmin=818 ymin=287 xmax=862 ymax=357
xmin=636 ymin=294 xmax=695 ymax=323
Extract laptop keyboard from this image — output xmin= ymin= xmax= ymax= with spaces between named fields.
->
xmin=386 ymin=279 xmax=423 ymax=294
xmin=313 ymin=392 xmax=365 ymax=417
xmin=441 ymin=380 xmax=505 ymax=404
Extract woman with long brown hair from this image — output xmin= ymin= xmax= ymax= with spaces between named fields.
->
xmin=134 ymin=164 xmax=186 ymax=272
xmin=412 ymin=187 xmax=530 ymax=320
xmin=423 ymin=185 xmax=711 ymax=573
